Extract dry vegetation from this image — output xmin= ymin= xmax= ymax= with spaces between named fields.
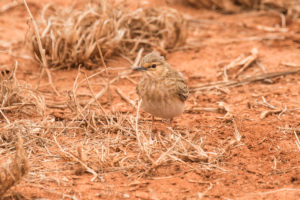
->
xmin=0 ymin=63 xmax=44 ymax=198
xmin=0 ymin=65 xmax=229 ymax=197
xmin=0 ymin=0 xmax=300 ymax=199
xmin=187 ymin=0 xmax=300 ymax=15
xmin=0 ymin=135 xmax=29 ymax=199
xmin=38 ymin=68 xmax=227 ymax=178
xmin=30 ymin=1 xmax=187 ymax=69
xmin=0 ymin=63 xmax=45 ymax=120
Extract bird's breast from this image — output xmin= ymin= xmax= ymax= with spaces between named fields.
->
xmin=143 ymin=79 xmax=172 ymax=101
xmin=137 ymin=78 xmax=184 ymax=119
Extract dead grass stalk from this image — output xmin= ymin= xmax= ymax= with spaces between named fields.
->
xmin=0 ymin=135 xmax=29 ymax=198
xmin=24 ymin=0 xmax=59 ymax=95
xmin=0 ymin=62 xmax=45 ymax=118
xmin=190 ymin=68 xmax=300 ymax=92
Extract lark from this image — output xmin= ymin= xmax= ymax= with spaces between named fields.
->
xmin=135 ymin=51 xmax=189 ymax=123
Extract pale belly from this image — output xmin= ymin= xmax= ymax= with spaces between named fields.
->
xmin=141 ymin=97 xmax=185 ymax=119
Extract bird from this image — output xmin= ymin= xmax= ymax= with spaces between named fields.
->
xmin=135 ymin=51 xmax=189 ymax=124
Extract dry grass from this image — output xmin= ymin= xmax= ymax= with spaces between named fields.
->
xmin=187 ymin=0 xmax=300 ymax=15
xmin=0 ymin=113 xmax=227 ymax=197
xmin=0 ymin=62 xmax=230 ymax=197
xmin=54 ymin=74 xmax=225 ymax=178
xmin=0 ymin=62 xmax=45 ymax=197
xmin=0 ymin=135 xmax=29 ymax=198
xmin=0 ymin=63 xmax=45 ymax=119
xmin=187 ymin=0 xmax=259 ymax=12
xmin=0 ymin=0 xmax=299 ymax=198
xmin=51 ymin=114 xmax=224 ymax=179
xmin=29 ymin=1 xmax=187 ymax=69
xmin=0 ymin=80 xmax=228 ymax=198
xmin=190 ymin=68 xmax=300 ymax=91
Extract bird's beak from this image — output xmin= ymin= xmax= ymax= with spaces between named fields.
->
xmin=134 ymin=66 xmax=147 ymax=71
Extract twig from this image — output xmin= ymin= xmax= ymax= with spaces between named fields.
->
xmin=0 ymin=1 xmax=21 ymax=14
xmin=82 ymin=72 xmax=108 ymax=116
xmin=53 ymin=136 xmax=102 ymax=182
xmin=294 ymin=131 xmax=300 ymax=152
xmin=115 ymin=88 xmax=136 ymax=108
xmin=197 ymin=182 xmax=213 ymax=200
xmin=0 ymin=109 xmax=10 ymax=124
xmin=281 ymin=62 xmax=300 ymax=68
xmin=97 ymin=44 xmax=111 ymax=110
xmin=249 ymin=24 xmax=288 ymax=33
xmin=56 ymin=76 xmax=119 ymax=136
xmin=191 ymin=69 xmax=300 ymax=92
xmin=84 ymin=76 xmax=118 ymax=109
xmin=234 ymin=48 xmax=258 ymax=78
xmin=72 ymin=68 xmax=82 ymax=114
xmin=261 ymin=96 xmax=278 ymax=110
xmin=187 ymin=34 xmax=286 ymax=50
xmin=259 ymin=97 xmax=291 ymax=119
xmin=29 ymin=184 xmax=79 ymax=200
xmin=154 ymin=136 xmax=181 ymax=166
xmin=24 ymin=0 xmax=59 ymax=96
xmin=70 ymin=69 xmax=98 ymax=132
xmin=256 ymin=61 xmax=266 ymax=73
xmin=272 ymin=156 xmax=277 ymax=170
xmin=243 ymin=188 xmax=300 ymax=197
xmin=132 ymin=48 xmax=144 ymax=68
xmin=232 ymin=118 xmax=241 ymax=142
xmin=260 ymin=109 xmax=282 ymax=119
xmin=217 ymin=102 xmax=233 ymax=120
xmin=278 ymin=105 xmax=287 ymax=119
xmin=185 ymin=107 xmax=220 ymax=113
xmin=278 ymin=127 xmax=300 ymax=133
xmin=222 ymin=48 xmax=258 ymax=81
xmin=171 ymin=130 xmax=208 ymax=157
xmin=186 ymin=102 xmax=232 ymax=121
xmin=217 ymin=35 xmax=285 ymax=43
xmin=77 ymin=69 xmax=106 ymax=86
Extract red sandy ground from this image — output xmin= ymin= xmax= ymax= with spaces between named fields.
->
xmin=0 ymin=0 xmax=300 ymax=199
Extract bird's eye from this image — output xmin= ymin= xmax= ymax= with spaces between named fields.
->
xmin=151 ymin=64 xmax=156 ymax=68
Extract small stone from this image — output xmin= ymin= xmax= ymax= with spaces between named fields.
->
xmin=122 ymin=193 xmax=130 ymax=198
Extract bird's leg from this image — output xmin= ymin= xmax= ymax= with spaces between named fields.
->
xmin=151 ymin=115 xmax=155 ymax=131
xmin=169 ymin=118 xmax=173 ymax=127
xmin=151 ymin=115 xmax=156 ymax=139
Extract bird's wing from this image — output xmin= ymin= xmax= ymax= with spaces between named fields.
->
xmin=168 ymin=70 xmax=189 ymax=102
xmin=176 ymin=79 xmax=189 ymax=102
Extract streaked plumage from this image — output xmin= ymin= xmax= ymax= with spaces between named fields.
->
xmin=135 ymin=51 xmax=189 ymax=119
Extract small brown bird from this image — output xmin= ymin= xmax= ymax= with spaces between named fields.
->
xmin=135 ymin=51 xmax=189 ymax=123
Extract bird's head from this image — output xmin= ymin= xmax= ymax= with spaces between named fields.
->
xmin=134 ymin=51 xmax=170 ymax=77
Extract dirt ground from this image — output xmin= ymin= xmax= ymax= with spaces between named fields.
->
xmin=0 ymin=0 xmax=300 ymax=199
